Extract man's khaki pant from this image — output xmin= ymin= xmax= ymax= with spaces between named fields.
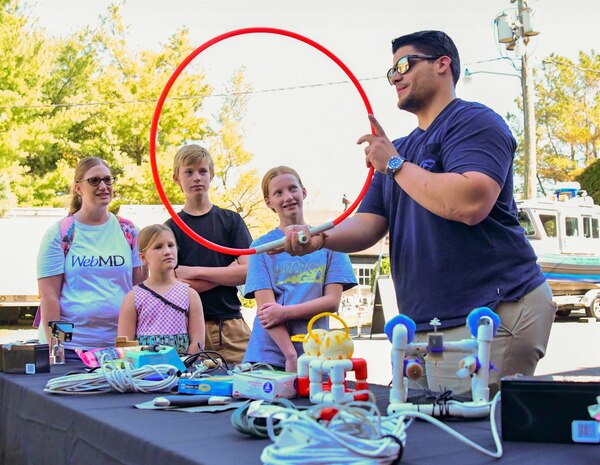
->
xmin=408 ymin=282 xmax=556 ymax=396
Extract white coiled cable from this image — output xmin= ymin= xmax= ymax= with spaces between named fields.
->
xmin=261 ymin=391 xmax=405 ymax=465
xmin=259 ymin=391 xmax=502 ymax=464
xmin=44 ymin=356 xmax=179 ymax=395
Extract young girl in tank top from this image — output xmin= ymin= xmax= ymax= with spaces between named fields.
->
xmin=118 ymin=224 xmax=205 ymax=354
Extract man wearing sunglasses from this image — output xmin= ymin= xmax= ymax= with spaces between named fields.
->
xmin=284 ymin=30 xmax=554 ymax=397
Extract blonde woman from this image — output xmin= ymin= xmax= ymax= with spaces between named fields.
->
xmin=37 ymin=157 xmax=145 ymax=358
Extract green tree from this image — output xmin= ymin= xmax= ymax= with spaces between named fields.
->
xmin=370 ymin=255 xmax=390 ymax=289
xmin=0 ymin=0 xmax=61 ymax=206
xmin=1 ymin=2 xmax=212 ymax=207
xmin=508 ymin=51 xmax=599 ymax=195
xmin=536 ymin=52 xmax=599 ymax=183
xmin=576 ymin=159 xmax=600 ymax=204
xmin=1 ymin=0 xmax=273 ymax=236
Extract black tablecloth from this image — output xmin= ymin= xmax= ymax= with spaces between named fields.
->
xmin=1 ymin=364 xmax=598 ymax=465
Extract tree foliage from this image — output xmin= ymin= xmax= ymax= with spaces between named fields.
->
xmin=508 ymin=51 xmax=600 ymax=196
xmin=1 ymin=2 xmax=209 ymax=206
xmin=0 ymin=0 xmax=274 ymax=236
xmin=370 ymin=255 xmax=390 ymax=289
xmin=577 ymin=159 xmax=600 ymax=204
xmin=0 ymin=0 xmax=60 ymax=205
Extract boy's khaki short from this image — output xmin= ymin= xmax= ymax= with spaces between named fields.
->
xmin=204 ymin=318 xmax=251 ymax=366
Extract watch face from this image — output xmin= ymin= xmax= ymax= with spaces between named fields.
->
xmin=387 ymin=156 xmax=404 ymax=179
xmin=387 ymin=157 xmax=402 ymax=170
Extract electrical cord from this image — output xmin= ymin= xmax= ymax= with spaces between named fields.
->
xmin=183 ymin=349 xmax=230 ymax=376
xmin=260 ymin=394 xmax=405 ymax=465
xmin=387 ymin=392 xmax=503 ymax=459
xmin=242 ymin=362 xmax=276 ymax=372
xmin=231 ymin=398 xmax=300 ymax=438
xmin=44 ymin=356 xmax=179 ymax=395
xmin=183 ymin=352 xmax=275 ymax=380
xmin=402 ymin=389 xmax=482 ymax=418
xmin=256 ymin=391 xmax=502 ymax=463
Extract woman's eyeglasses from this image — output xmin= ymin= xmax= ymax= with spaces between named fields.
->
xmin=76 ymin=176 xmax=116 ymax=187
xmin=387 ymin=54 xmax=442 ymax=85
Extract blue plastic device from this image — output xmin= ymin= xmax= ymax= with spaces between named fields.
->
xmin=126 ymin=345 xmax=186 ymax=373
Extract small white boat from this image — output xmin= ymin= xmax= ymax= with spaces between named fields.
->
xmin=517 ymin=182 xmax=600 ymax=320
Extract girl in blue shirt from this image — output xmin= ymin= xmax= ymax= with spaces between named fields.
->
xmin=243 ymin=166 xmax=357 ymax=371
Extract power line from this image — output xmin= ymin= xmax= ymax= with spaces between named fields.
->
xmin=0 ymin=76 xmax=385 ymax=111
xmin=463 ymin=57 xmax=600 ymax=78
xmin=462 ymin=56 xmax=516 ymax=66
xmin=2 ymin=58 xmax=596 ymax=112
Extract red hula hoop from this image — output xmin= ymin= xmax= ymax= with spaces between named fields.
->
xmin=149 ymin=27 xmax=374 ymax=255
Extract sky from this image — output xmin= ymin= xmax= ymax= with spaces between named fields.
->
xmin=24 ymin=0 xmax=599 ymax=210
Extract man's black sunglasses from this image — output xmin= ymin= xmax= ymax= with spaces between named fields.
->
xmin=387 ymin=55 xmax=442 ymax=84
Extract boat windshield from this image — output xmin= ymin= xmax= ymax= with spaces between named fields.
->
xmin=540 ymin=214 xmax=557 ymax=237
xmin=518 ymin=210 xmax=536 ymax=236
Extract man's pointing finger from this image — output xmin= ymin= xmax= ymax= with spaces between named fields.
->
xmin=368 ymin=114 xmax=388 ymax=138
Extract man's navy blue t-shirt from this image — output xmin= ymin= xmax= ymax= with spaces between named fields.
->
xmin=358 ymin=99 xmax=545 ymax=330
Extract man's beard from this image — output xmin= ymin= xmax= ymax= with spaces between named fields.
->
xmin=398 ymin=90 xmax=425 ymax=113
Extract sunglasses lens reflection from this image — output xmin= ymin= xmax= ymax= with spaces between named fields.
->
xmin=387 ymin=57 xmax=409 ymax=84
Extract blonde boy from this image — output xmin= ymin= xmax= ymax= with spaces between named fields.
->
xmin=165 ymin=144 xmax=252 ymax=364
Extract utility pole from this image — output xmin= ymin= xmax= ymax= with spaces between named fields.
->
xmin=518 ymin=0 xmax=537 ymax=199
xmin=495 ymin=1 xmax=540 ymax=199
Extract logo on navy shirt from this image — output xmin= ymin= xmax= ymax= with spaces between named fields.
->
xmin=420 ymin=159 xmax=436 ymax=170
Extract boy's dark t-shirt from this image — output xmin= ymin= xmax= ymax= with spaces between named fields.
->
xmin=165 ymin=206 xmax=252 ymax=320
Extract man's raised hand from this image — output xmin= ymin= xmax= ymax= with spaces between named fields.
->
xmin=357 ymin=114 xmax=397 ymax=173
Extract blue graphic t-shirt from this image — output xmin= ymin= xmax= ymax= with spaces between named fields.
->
xmin=243 ymin=228 xmax=357 ymax=368
xmin=358 ymin=99 xmax=545 ymax=330
xmin=37 ymin=215 xmax=142 ymax=350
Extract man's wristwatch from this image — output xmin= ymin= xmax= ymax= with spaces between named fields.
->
xmin=386 ymin=155 xmax=406 ymax=179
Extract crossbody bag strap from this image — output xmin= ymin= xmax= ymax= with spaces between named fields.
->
xmin=138 ymin=282 xmax=188 ymax=315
